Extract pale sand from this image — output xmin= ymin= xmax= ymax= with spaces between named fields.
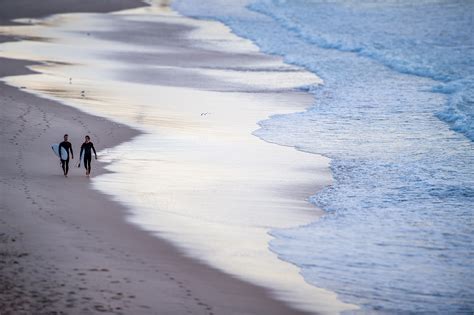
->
xmin=0 ymin=58 xmax=315 ymax=314
xmin=0 ymin=0 xmax=146 ymax=25
xmin=0 ymin=1 xmax=361 ymax=314
xmin=0 ymin=2 xmax=315 ymax=314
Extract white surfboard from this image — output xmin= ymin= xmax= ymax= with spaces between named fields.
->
xmin=78 ymin=148 xmax=97 ymax=170
xmin=79 ymin=150 xmax=84 ymax=167
xmin=51 ymin=143 xmax=68 ymax=160
xmin=79 ymin=146 xmax=97 ymax=164
xmin=78 ymin=149 xmax=88 ymax=167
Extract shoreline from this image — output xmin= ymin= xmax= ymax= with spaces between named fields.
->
xmin=0 ymin=54 xmax=312 ymax=315
xmin=0 ymin=3 xmax=317 ymax=314
xmin=0 ymin=1 xmax=355 ymax=314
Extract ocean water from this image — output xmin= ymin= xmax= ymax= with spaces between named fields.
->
xmin=0 ymin=6 xmax=356 ymax=314
xmin=173 ymin=0 xmax=474 ymax=313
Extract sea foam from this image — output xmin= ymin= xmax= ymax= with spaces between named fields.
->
xmin=174 ymin=0 xmax=474 ymax=313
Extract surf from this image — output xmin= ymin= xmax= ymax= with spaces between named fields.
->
xmin=173 ymin=0 xmax=474 ymax=312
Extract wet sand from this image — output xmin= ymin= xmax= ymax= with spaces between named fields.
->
xmin=0 ymin=51 xmax=314 ymax=315
xmin=0 ymin=1 xmax=357 ymax=314
xmin=0 ymin=2 xmax=317 ymax=314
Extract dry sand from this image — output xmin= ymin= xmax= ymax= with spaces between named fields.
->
xmin=0 ymin=1 xmax=314 ymax=314
xmin=0 ymin=55 xmax=311 ymax=315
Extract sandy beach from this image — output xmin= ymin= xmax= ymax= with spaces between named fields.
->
xmin=1 ymin=65 xmax=306 ymax=315
xmin=4 ymin=0 xmax=472 ymax=314
xmin=0 ymin=1 xmax=326 ymax=314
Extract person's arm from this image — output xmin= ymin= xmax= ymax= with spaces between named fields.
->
xmin=92 ymin=143 xmax=97 ymax=159
xmin=69 ymin=143 xmax=74 ymax=159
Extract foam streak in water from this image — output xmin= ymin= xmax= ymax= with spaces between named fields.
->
xmin=173 ymin=0 xmax=474 ymax=313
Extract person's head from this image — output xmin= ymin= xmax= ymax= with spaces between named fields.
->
xmin=85 ymin=135 xmax=90 ymax=143
xmin=64 ymin=134 xmax=68 ymax=141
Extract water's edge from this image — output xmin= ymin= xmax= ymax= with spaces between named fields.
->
xmin=0 ymin=3 xmax=358 ymax=314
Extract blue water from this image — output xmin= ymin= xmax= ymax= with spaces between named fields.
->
xmin=173 ymin=0 xmax=474 ymax=313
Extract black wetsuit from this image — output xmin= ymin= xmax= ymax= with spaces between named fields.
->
xmin=58 ymin=141 xmax=73 ymax=175
xmin=80 ymin=142 xmax=97 ymax=173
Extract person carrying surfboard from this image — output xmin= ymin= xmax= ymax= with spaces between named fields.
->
xmin=58 ymin=134 xmax=74 ymax=177
xmin=79 ymin=135 xmax=97 ymax=177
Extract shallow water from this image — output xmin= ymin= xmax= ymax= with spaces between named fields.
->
xmin=0 ymin=4 xmax=356 ymax=314
xmin=173 ymin=0 xmax=474 ymax=313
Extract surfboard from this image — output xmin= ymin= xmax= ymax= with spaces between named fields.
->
xmin=78 ymin=149 xmax=97 ymax=170
xmin=79 ymin=150 xmax=84 ymax=167
xmin=79 ymin=146 xmax=97 ymax=164
xmin=78 ymin=149 xmax=88 ymax=167
xmin=51 ymin=144 xmax=68 ymax=160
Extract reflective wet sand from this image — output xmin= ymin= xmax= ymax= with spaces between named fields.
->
xmin=0 ymin=4 xmax=357 ymax=314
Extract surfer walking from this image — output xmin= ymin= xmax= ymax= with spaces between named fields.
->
xmin=58 ymin=134 xmax=73 ymax=177
xmin=79 ymin=135 xmax=97 ymax=177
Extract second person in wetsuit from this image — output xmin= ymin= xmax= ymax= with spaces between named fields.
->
xmin=79 ymin=135 xmax=97 ymax=176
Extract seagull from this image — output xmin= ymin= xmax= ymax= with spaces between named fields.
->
xmin=200 ymin=112 xmax=210 ymax=116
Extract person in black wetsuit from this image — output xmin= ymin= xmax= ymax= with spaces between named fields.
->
xmin=79 ymin=135 xmax=97 ymax=176
xmin=58 ymin=134 xmax=74 ymax=177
